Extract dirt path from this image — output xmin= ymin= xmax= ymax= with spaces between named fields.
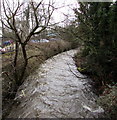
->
xmin=8 ymin=49 xmax=104 ymax=118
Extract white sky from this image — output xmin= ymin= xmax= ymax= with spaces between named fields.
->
xmin=30 ymin=0 xmax=78 ymax=25
xmin=0 ymin=0 xmax=115 ymax=37
xmin=0 ymin=0 xmax=115 ymax=28
xmin=51 ymin=0 xmax=78 ymax=24
xmin=0 ymin=0 xmax=77 ymax=38
xmin=0 ymin=0 xmax=77 ymax=25
xmin=24 ymin=0 xmax=78 ymax=25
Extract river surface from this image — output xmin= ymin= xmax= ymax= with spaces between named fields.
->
xmin=8 ymin=49 xmax=104 ymax=118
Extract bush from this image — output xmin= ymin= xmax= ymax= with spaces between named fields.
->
xmin=97 ymin=85 xmax=117 ymax=119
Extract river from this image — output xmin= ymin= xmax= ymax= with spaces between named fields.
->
xmin=7 ymin=49 xmax=104 ymax=118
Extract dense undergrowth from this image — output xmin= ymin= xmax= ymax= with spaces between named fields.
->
xmin=2 ymin=40 xmax=71 ymax=119
xmin=74 ymin=49 xmax=117 ymax=119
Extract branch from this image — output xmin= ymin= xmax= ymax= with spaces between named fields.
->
xmin=27 ymin=54 xmax=43 ymax=60
xmin=33 ymin=26 xmax=46 ymax=35
xmin=2 ymin=71 xmax=15 ymax=83
xmin=2 ymin=0 xmax=23 ymax=43
xmin=24 ymin=1 xmax=54 ymax=45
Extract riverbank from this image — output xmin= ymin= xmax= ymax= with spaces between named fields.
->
xmin=2 ymin=40 xmax=71 ymax=119
xmin=7 ymin=49 xmax=104 ymax=118
xmin=74 ymin=49 xmax=117 ymax=119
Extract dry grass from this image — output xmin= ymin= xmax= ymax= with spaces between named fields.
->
xmin=2 ymin=40 xmax=71 ymax=97
xmin=97 ymin=85 xmax=117 ymax=119
xmin=2 ymin=40 xmax=71 ymax=118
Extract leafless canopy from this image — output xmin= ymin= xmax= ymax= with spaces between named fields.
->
xmin=2 ymin=0 xmax=55 ymax=44
xmin=1 ymin=0 xmax=55 ymax=84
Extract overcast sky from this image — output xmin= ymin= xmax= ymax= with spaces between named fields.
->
xmin=1 ymin=0 xmax=77 ymax=24
xmin=51 ymin=0 xmax=78 ymax=24
xmin=31 ymin=0 xmax=78 ymax=25
xmin=0 ymin=0 xmax=77 ymax=37
xmin=27 ymin=0 xmax=78 ymax=25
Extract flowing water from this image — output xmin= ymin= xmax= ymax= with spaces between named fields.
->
xmin=8 ymin=49 xmax=104 ymax=118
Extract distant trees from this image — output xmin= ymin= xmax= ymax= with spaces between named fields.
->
xmin=74 ymin=2 xmax=117 ymax=84
xmin=2 ymin=0 xmax=55 ymax=85
xmin=55 ymin=21 xmax=81 ymax=48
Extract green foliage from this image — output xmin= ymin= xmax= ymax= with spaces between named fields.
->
xmin=74 ymin=2 xmax=117 ymax=84
xmin=74 ymin=3 xmax=117 ymax=118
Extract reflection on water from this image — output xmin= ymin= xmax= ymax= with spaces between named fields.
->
xmin=8 ymin=49 xmax=104 ymax=118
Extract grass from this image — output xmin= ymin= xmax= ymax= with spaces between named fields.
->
xmin=2 ymin=40 xmax=71 ymax=118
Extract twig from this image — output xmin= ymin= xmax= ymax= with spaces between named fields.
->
xmin=2 ymin=71 xmax=15 ymax=82
xmin=27 ymin=54 xmax=43 ymax=60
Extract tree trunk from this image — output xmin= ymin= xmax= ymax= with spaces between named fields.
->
xmin=13 ymin=41 xmax=19 ymax=85
xmin=19 ymin=44 xmax=28 ymax=84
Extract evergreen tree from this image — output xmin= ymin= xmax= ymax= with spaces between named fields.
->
xmin=74 ymin=2 xmax=117 ymax=84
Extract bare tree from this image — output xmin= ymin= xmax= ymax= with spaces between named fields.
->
xmin=2 ymin=0 xmax=55 ymax=85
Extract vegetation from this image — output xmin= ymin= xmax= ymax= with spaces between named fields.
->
xmin=73 ymin=2 xmax=117 ymax=118
xmin=97 ymin=85 xmax=117 ymax=119
xmin=55 ymin=22 xmax=81 ymax=48
xmin=74 ymin=1 xmax=117 ymax=88
xmin=2 ymin=0 xmax=55 ymax=86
